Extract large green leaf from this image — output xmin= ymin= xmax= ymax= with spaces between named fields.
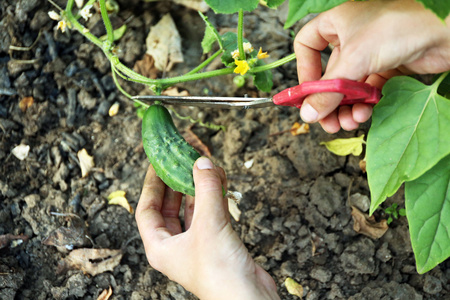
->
xmin=199 ymin=12 xmax=222 ymax=54
xmin=205 ymin=0 xmax=259 ymax=14
xmin=252 ymin=60 xmax=273 ymax=93
xmin=266 ymin=0 xmax=287 ymax=8
xmin=415 ymin=0 xmax=450 ymax=20
xmin=405 ymin=154 xmax=450 ymax=274
xmin=366 ymin=75 xmax=450 ymax=214
xmin=284 ymin=0 xmax=346 ymax=28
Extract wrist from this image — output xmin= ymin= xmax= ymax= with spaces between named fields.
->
xmin=192 ymin=271 xmax=280 ymax=300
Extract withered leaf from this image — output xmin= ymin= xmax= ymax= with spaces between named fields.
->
xmin=359 ymin=158 xmax=367 ymax=173
xmin=161 ymin=87 xmax=190 ymax=97
xmin=285 ymin=277 xmax=304 ymax=298
xmin=107 ymin=190 xmax=133 ymax=214
xmin=78 ymin=148 xmax=95 ymax=178
xmin=173 ymin=0 xmax=209 ymax=12
xmin=42 ymin=225 xmax=86 ymax=251
xmin=183 ymin=127 xmax=211 ymax=157
xmin=290 ymin=122 xmax=309 ymax=136
xmin=227 ymin=191 xmax=242 ymax=222
xmin=145 ymin=14 xmax=184 ymax=71
xmin=351 ymin=206 xmax=388 ymax=239
xmin=133 ymin=54 xmax=160 ymax=79
xmin=97 ymin=286 xmax=113 ymax=300
xmin=320 ymin=134 xmax=365 ymax=156
xmin=59 ymin=248 xmax=123 ymax=276
xmin=0 ymin=234 xmax=28 ymax=249
xmin=11 ymin=144 xmax=30 ymax=161
xmin=19 ymin=97 xmax=34 ymax=112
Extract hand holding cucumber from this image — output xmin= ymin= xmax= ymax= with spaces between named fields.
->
xmin=294 ymin=0 xmax=450 ymax=133
xmin=136 ymin=158 xmax=279 ymax=300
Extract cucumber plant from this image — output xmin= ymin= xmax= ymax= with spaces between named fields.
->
xmin=55 ymin=0 xmax=449 ymax=273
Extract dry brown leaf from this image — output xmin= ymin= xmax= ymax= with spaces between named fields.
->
xmin=290 ymin=122 xmax=309 ymax=136
xmin=97 ymin=286 xmax=113 ymax=300
xmin=227 ymin=192 xmax=242 ymax=222
xmin=146 ymin=14 xmax=184 ymax=71
xmin=11 ymin=144 xmax=30 ymax=161
xmin=107 ymin=190 xmax=133 ymax=214
xmin=161 ymin=87 xmax=190 ymax=97
xmin=0 ymin=234 xmax=28 ymax=249
xmin=19 ymin=97 xmax=34 ymax=112
xmin=359 ymin=158 xmax=367 ymax=173
xmin=183 ymin=127 xmax=212 ymax=157
xmin=144 ymin=0 xmax=209 ymax=12
xmin=42 ymin=225 xmax=86 ymax=252
xmin=78 ymin=148 xmax=95 ymax=178
xmin=173 ymin=0 xmax=209 ymax=12
xmin=133 ymin=54 xmax=160 ymax=79
xmin=351 ymin=206 xmax=388 ymax=239
xmin=285 ymin=277 xmax=303 ymax=298
xmin=59 ymin=248 xmax=123 ymax=276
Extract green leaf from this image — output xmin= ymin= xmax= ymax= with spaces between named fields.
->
xmin=320 ymin=134 xmax=365 ymax=156
xmin=199 ymin=12 xmax=222 ymax=54
xmin=415 ymin=0 xmax=450 ymax=20
xmin=266 ymin=0 xmax=287 ymax=8
xmin=405 ymin=154 xmax=450 ymax=274
xmin=253 ymin=60 xmax=273 ymax=92
xmin=205 ymin=0 xmax=259 ymax=14
xmin=220 ymin=32 xmax=251 ymax=66
xmin=284 ymin=0 xmax=346 ymax=28
xmin=366 ymin=75 xmax=450 ymax=214
xmin=99 ymin=24 xmax=127 ymax=42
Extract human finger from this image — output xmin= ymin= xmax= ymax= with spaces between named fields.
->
xmin=318 ymin=110 xmax=340 ymax=134
xmin=161 ymin=187 xmax=183 ymax=235
xmin=294 ymin=16 xmax=335 ymax=83
xmin=338 ymin=106 xmax=359 ymax=131
xmin=191 ymin=157 xmax=228 ymax=229
xmin=184 ymin=163 xmax=228 ymax=230
xmin=184 ymin=195 xmax=194 ymax=231
xmin=352 ymin=103 xmax=373 ymax=123
xmin=135 ymin=165 xmax=172 ymax=252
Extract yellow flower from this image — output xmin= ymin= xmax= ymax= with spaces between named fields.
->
xmin=234 ymin=59 xmax=249 ymax=75
xmin=257 ymin=47 xmax=269 ymax=59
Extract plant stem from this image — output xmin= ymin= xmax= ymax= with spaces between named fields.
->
xmin=432 ymin=71 xmax=450 ymax=91
xmin=111 ymin=65 xmax=133 ymax=99
xmin=249 ymin=53 xmax=296 ymax=73
xmin=186 ymin=49 xmax=223 ymax=75
xmin=237 ymin=9 xmax=245 ymax=60
xmin=99 ymin=0 xmax=114 ymax=44
xmin=65 ymin=1 xmax=297 ymax=93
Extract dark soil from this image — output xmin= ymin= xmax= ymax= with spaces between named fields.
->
xmin=0 ymin=1 xmax=448 ymax=299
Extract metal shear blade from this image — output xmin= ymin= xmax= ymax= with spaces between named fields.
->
xmin=132 ymin=95 xmax=275 ymax=109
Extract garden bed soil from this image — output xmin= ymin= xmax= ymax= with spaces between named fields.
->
xmin=0 ymin=1 xmax=448 ymax=299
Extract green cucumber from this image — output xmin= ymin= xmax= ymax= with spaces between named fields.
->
xmin=142 ymin=104 xmax=201 ymax=196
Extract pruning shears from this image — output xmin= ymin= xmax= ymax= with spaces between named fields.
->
xmin=132 ymin=79 xmax=381 ymax=109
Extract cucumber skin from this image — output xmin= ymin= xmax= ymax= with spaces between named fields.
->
xmin=142 ymin=105 xmax=200 ymax=196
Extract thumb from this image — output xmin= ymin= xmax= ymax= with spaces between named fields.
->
xmin=191 ymin=157 xmax=227 ymax=225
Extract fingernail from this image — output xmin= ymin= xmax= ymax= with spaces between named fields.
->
xmin=197 ymin=157 xmax=214 ymax=170
xmin=300 ymin=103 xmax=318 ymax=123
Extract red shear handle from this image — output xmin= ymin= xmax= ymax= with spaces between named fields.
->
xmin=273 ymin=79 xmax=381 ymax=108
